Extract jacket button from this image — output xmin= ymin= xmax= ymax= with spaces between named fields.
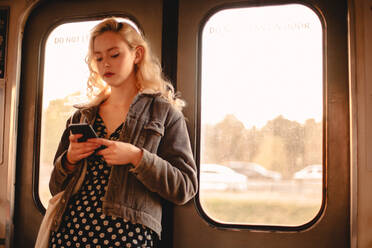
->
xmin=61 ymin=198 xmax=65 ymax=203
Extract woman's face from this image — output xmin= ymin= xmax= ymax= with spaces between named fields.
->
xmin=93 ymin=31 xmax=137 ymax=88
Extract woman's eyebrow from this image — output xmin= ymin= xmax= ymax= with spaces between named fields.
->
xmin=107 ymin=47 xmax=119 ymax=52
xmin=94 ymin=47 xmax=119 ymax=55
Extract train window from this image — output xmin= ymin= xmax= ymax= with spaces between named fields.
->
xmin=38 ymin=18 xmax=139 ymax=208
xmin=38 ymin=20 xmax=99 ymax=208
xmin=198 ymin=4 xmax=323 ymax=227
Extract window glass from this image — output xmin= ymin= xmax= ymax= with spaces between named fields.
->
xmin=39 ymin=20 xmax=99 ymax=208
xmin=199 ymin=4 xmax=323 ymax=226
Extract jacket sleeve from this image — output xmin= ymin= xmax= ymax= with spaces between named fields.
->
xmin=49 ymin=113 xmax=83 ymax=196
xmin=130 ymin=112 xmax=198 ymax=205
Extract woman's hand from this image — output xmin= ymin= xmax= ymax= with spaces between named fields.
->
xmin=66 ymin=134 xmax=101 ymax=164
xmin=87 ymin=138 xmax=143 ymax=167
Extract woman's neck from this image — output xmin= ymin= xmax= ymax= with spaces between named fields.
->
xmin=105 ymin=82 xmax=139 ymax=108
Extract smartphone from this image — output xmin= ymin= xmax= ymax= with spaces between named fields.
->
xmin=68 ymin=123 xmax=98 ymax=142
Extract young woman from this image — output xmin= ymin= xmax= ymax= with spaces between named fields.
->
xmin=48 ymin=18 xmax=198 ymax=247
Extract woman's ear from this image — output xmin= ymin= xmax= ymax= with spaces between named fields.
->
xmin=134 ymin=46 xmax=144 ymax=64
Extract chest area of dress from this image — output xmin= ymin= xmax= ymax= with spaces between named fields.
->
xmin=85 ymin=114 xmax=122 ymax=177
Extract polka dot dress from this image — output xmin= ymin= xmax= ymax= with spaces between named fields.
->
xmin=49 ymin=114 xmax=156 ymax=247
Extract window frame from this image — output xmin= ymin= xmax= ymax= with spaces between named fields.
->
xmin=194 ymin=2 xmax=327 ymax=232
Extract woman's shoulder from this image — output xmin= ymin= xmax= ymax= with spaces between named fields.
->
xmin=136 ymin=93 xmax=185 ymax=128
xmin=152 ymin=94 xmax=184 ymax=119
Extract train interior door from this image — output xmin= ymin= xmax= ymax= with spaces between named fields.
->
xmin=175 ymin=0 xmax=349 ymax=247
xmin=14 ymin=0 xmax=350 ymax=247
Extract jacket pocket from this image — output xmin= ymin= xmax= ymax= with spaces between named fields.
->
xmin=144 ymin=120 xmax=164 ymax=136
xmin=141 ymin=120 xmax=164 ymax=152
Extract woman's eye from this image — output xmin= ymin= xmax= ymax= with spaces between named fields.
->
xmin=96 ymin=57 xmax=103 ymax=62
xmin=111 ymin=53 xmax=119 ymax=58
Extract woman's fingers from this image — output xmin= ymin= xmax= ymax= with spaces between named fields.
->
xmin=87 ymin=138 xmax=113 ymax=147
xmin=77 ymin=142 xmax=100 ymax=150
xmin=75 ymin=150 xmax=96 ymax=160
xmin=86 ymin=138 xmax=141 ymax=166
xmin=89 ymin=140 xmax=142 ymax=166
xmin=67 ymin=134 xmax=101 ymax=163
xmin=69 ymin=133 xmax=83 ymax=142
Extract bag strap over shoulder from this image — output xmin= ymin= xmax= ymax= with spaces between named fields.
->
xmin=69 ymin=110 xmax=83 ymax=126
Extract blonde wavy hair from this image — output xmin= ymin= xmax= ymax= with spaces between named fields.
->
xmin=86 ymin=18 xmax=185 ymax=110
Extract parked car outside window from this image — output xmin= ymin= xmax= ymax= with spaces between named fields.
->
xmin=200 ymin=163 xmax=248 ymax=191
xmin=293 ymin=164 xmax=322 ymax=181
xmin=224 ymin=161 xmax=282 ymax=181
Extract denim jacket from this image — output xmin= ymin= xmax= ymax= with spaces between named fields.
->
xmin=49 ymin=92 xmax=198 ymax=238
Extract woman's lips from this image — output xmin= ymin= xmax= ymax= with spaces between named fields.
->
xmin=104 ymin=72 xmax=114 ymax=77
